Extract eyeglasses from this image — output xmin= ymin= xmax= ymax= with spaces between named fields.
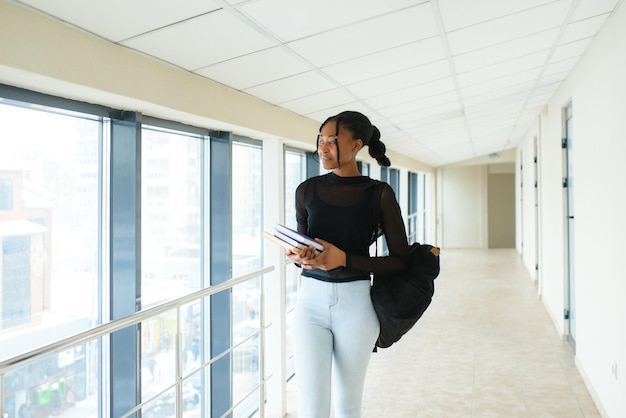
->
xmin=317 ymin=135 xmax=338 ymax=146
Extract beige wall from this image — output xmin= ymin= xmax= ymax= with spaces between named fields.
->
xmin=488 ymin=171 xmax=515 ymax=248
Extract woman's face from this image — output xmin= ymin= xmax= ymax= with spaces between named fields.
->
xmin=317 ymin=121 xmax=361 ymax=170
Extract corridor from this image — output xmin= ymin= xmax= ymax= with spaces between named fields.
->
xmin=287 ymin=249 xmax=601 ymax=417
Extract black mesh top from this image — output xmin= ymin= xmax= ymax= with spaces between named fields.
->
xmin=295 ymin=172 xmax=409 ymax=282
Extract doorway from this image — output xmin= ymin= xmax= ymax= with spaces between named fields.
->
xmin=563 ymin=103 xmax=576 ymax=352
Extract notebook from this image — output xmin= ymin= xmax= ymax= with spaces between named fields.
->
xmin=263 ymin=224 xmax=324 ymax=254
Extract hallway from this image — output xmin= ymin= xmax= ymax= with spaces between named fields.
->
xmin=287 ymin=249 xmax=601 ymax=417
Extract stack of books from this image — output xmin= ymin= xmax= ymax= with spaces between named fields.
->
xmin=263 ymin=224 xmax=324 ymax=254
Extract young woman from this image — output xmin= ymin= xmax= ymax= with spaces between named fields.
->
xmin=287 ymin=111 xmax=409 ymax=417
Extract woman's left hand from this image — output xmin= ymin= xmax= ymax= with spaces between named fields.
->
xmin=299 ymin=238 xmax=346 ymax=271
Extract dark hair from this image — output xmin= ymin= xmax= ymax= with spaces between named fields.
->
xmin=316 ymin=110 xmax=391 ymax=167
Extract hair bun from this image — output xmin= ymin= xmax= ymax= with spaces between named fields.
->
xmin=368 ymin=127 xmax=391 ymax=167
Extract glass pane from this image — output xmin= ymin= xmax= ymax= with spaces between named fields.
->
xmin=141 ymin=310 xmax=176 ymax=397
xmin=283 ymin=149 xmax=307 ymax=378
xmin=0 ymin=100 xmax=102 ymax=418
xmin=141 ymin=126 xmax=203 ymax=306
xmin=231 ymin=140 xmax=263 ymax=416
xmin=2 ymin=341 xmax=99 ymax=418
xmin=232 ymin=141 xmax=263 ymax=278
xmin=141 ymin=387 xmax=176 ymax=418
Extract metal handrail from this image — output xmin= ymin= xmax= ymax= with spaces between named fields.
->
xmin=0 ymin=266 xmax=274 ymax=374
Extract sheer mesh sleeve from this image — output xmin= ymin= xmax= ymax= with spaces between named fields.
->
xmin=346 ymin=184 xmax=409 ymax=274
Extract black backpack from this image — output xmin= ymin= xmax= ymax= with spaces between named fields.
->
xmin=370 ymin=183 xmax=440 ymax=349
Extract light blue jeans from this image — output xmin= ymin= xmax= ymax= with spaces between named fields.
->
xmin=294 ymin=277 xmax=380 ymax=418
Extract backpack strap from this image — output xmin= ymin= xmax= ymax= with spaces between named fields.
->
xmin=370 ymin=181 xmax=385 ymax=256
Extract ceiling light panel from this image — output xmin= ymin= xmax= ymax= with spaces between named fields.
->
xmin=321 ymin=37 xmax=447 ymax=86
xmin=243 ymin=71 xmax=336 ymax=104
xmin=121 ymin=10 xmax=276 ymax=70
xmin=286 ymin=4 xmax=438 ymax=67
xmin=446 ymin=1 xmax=571 ymax=55
xmin=15 ymin=0 xmax=222 ymax=42
xmin=195 ymin=47 xmax=310 ymax=90
xmin=453 ymin=28 xmax=559 ymax=73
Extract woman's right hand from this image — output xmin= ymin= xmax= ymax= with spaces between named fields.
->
xmin=286 ymin=245 xmax=317 ymax=264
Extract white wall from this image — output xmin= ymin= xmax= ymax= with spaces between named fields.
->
xmin=517 ymin=136 xmax=539 ymax=283
xmin=517 ymin=1 xmax=626 ymax=416
xmin=439 ymin=165 xmax=488 ymax=248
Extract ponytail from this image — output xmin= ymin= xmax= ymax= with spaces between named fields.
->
xmin=366 ymin=126 xmax=391 ymax=167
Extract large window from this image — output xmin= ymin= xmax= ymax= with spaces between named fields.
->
xmin=0 ymin=98 xmax=103 ymax=418
xmin=283 ymin=148 xmax=311 ymax=377
xmin=141 ymin=126 xmax=204 ymax=304
xmin=408 ymin=171 xmax=432 ymax=244
xmin=231 ymin=138 xmax=263 ymax=416
xmin=139 ymin=125 xmax=205 ymax=415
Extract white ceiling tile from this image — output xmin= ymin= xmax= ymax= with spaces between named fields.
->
xmin=15 ymin=0 xmax=615 ymax=166
xmin=15 ymin=0 xmax=222 ymax=42
xmin=437 ymin=0 xmax=554 ymax=32
xmin=457 ymin=51 xmax=549 ymax=88
xmin=560 ymin=14 xmax=609 ymax=44
xmin=446 ymin=1 xmax=571 ymax=55
xmin=280 ymin=89 xmax=356 ymax=115
xmin=322 ymin=37 xmax=447 ymax=85
xmin=472 ymin=137 xmax=510 ymax=155
xmin=543 ymin=57 xmax=579 ymax=77
xmin=550 ymin=38 xmax=592 ymax=62
xmin=237 ymin=0 xmax=425 ymax=42
xmin=404 ymin=115 xmax=467 ymax=136
xmin=195 ymin=47 xmax=310 ymax=90
xmin=121 ymin=10 xmax=276 ymax=70
xmin=537 ymin=71 xmax=569 ymax=89
xmin=378 ymin=91 xmax=459 ymax=119
xmin=463 ymin=81 xmax=538 ymax=111
xmin=464 ymin=89 xmax=528 ymax=109
xmin=465 ymin=99 xmax=523 ymax=117
xmin=304 ymin=102 xmax=375 ymax=122
xmin=466 ymin=113 xmax=520 ymax=132
xmin=524 ymin=93 xmax=555 ymax=111
xmin=570 ymin=0 xmax=621 ymax=22
xmin=453 ymin=29 xmax=559 ymax=73
xmin=365 ymin=78 xmax=457 ymax=109
xmin=244 ymin=71 xmax=335 ymax=104
xmin=531 ymin=80 xmax=562 ymax=98
xmin=286 ymin=4 xmax=438 ymax=66
xmin=346 ymin=60 xmax=451 ymax=98
xmin=461 ymin=68 xmax=541 ymax=100
xmin=428 ymin=142 xmax=476 ymax=162
xmin=394 ymin=105 xmax=465 ymax=130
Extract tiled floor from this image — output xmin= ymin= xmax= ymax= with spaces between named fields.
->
xmin=286 ymin=249 xmax=601 ymax=417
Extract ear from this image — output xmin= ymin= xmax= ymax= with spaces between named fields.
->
xmin=353 ymin=138 xmax=364 ymax=152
